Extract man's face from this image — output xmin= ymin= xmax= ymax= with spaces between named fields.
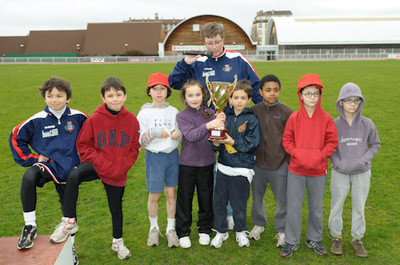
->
xmin=204 ymin=34 xmax=224 ymax=57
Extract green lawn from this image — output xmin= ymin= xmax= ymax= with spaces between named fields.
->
xmin=1 ymin=60 xmax=399 ymax=264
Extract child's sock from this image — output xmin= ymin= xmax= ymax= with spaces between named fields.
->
xmin=333 ymin=235 xmax=342 ymax=239
xmin=149 ymin=216 xmax=159 ymax=230
xmin=23 ymin=211 xmax=36 ymax=227
xmin=166 ymin=218 xmax=175 ymax=233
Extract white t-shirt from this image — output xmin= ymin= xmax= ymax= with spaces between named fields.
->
xmin=137 ymin=102 xmax=180 ymax=153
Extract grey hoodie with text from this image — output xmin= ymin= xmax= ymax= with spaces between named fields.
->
xmin=330 ymin=82 xmax=380 ymax=175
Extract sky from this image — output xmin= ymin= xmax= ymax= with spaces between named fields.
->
xmin=1 ymin=0 xmax=400 ymax=37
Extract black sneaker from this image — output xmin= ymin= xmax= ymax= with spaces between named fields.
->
xmin=17 ymin=225 xmax=37 ymax=250
xmin=306 ymin=240 xmax=327 ymax=255
xmin=72 ymin=246 xmax=79 ymax=265
xmin=280 ymin=242 xmax=299 ymax=258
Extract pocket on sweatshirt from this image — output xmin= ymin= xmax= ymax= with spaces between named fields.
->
xmin=292 ymin=148 xmax=324 ymax=173
xmin=92 ymin=154 xmax=114 ymax=177
xmin=337 ymin=157 xmax=370 ymax=174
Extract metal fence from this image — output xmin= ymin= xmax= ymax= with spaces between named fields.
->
xmin=276 ymin=48 xmax=400 ymax=61
xmin=1 ymin=49 xmax=400 ymax=64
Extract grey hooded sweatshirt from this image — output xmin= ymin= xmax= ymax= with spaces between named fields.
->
xmin=330 ymin=82 xmax=380 ymax=175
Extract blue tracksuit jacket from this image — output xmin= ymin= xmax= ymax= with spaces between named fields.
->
xmin=213 ymin=108 xmax=261 ymax=169
xmin=169 ymin=48 xmax=262 ymax=106
xmin=9 ymin=106 xmax=87 ymax=183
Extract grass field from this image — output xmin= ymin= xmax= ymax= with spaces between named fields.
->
xmin=1 ymin=60 xmax=399 ymax=264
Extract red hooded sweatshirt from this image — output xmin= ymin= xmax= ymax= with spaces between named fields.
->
xmin=282 ymin=74 xmax=338 ymax=177
xmin=77 ymin=103 xmax=140 ymax=186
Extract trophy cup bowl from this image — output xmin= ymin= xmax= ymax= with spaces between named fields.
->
xmin=206 ymin=74 xmax=237 ymax=140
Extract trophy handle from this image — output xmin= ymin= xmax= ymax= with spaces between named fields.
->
xmin=231 ymin=74 xmax=238 ymax=94
xmin=205 ymin=74 xmax=213 ymax=108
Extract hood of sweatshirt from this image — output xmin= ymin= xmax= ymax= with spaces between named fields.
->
xmin=94 ymin=103 xmax=129 ymax=118
xmin=297 ymin=73 xmax=323 ymax=117
xmin=336 ymin=82 xmax=365 ymax=125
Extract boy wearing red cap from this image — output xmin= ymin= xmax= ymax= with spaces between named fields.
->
xmin=280 ymin=73 xmax=338 ymax=258
xmin=137 ymin=72 xmax=181 ymax=248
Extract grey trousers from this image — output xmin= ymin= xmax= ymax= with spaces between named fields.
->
xmin=285 ymin=171 xmax=328 ymax=245
xmin=251 ymin=162 xmax=288 ymax=233
xmin=328 ymin=168 xmax=371 ymax=239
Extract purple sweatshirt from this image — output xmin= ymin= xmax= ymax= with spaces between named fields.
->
xmin=176 ymin=105 xmax=216 ymax=167
xmin=330 ymin=82 xmax=380 ymax=175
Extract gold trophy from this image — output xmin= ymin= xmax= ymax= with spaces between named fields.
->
xmin=206 ymin=74 xmax=237 ymax=140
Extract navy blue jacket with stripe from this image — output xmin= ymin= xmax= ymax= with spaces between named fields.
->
xmin=9 ymin=106 xmax=87 ymax=184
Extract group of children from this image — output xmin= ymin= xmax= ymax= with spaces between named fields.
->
xmin=9 ymin=71 xmax=380 ymax=262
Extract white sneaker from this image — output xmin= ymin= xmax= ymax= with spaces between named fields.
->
xmin=199 ymin=233 xmax=210 ymax=245
xmin=166 ymin=230 xmax=179 ymax=248
xmin=147 ymin=227 xmax=161 ymax=247
xmin=179 ymin=236 xmax=191 ymax=248
xmin=275 ymin=232 xmax=285 ymax=247
xmin=227 ymin=216 xmax=234 ymax=230
xmin=111 ymin=238 xmax=131 ymax=260
xmin=236 ymin=231 xmax=250 ymax=247
xmin=50 ymin=217 xmax=78 ymax=243
xmin=210 ymin=232 xmax=229 ymax=248
xmin=249 ymin=225 xmax=265 ymax=241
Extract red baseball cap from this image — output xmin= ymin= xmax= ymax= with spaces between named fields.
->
xmin=298 ymin=73 xmax=323 ymax=90
xmin=148 ymin=72 xmax=170 ymax=88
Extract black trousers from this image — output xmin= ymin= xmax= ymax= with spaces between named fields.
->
xmin=63 ymin=162 xmax=125 ymax=238
xmin=175 ymin=164 xmax=214 ymax=238
xmin=21 ymin=165 xmax=65 ymax=213
xmin=213 ymin=170 xmax=250 ymax=233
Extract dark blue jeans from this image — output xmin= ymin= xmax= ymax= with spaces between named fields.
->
xmin=213 ymin=170 xmax=250 ymax=233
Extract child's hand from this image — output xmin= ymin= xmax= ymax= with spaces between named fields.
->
xmin=215 ymin=112 xmax=226 ymax=122
xmin=209 ymin=133 xmax=234 ymax=146
xmin=216 ymin=133 xmax=234 ymax=146
xmin=161 ymin=129 xmax=170 ymax=138
xmin=38 ymin=154 xmax=49 ymax=162
xmin=206 ymin=117 xmax=225 ymax=130
xmin=171 ymin=130 xmax=180 ymax=140
xmin=210 ymin=139 xmax=220 ymax=147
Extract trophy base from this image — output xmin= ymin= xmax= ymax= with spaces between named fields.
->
xmin=209 ymin=128 xmax=229 ymax=140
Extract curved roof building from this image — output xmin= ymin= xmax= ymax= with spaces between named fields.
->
xmin=159 ymin=14 xmax=256 ymax=56
xmin=266 ymin=17 xmax=400 ymax=47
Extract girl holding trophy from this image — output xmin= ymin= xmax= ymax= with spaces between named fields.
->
xmin=175 ymin=80 xmax=225 ymax=248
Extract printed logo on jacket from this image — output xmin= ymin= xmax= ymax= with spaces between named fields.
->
xmin=42 ymin=125 xmax=58 ymax=138
xmin=98 ymin=130 xmax=130 ymax=149
xmin=222 ymin=64 xmax=232 ymax=73
xmin=238 ymin=121 xmax=248 ymax=133
xmin=65 ymin=121 xmax=75 ymax=132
